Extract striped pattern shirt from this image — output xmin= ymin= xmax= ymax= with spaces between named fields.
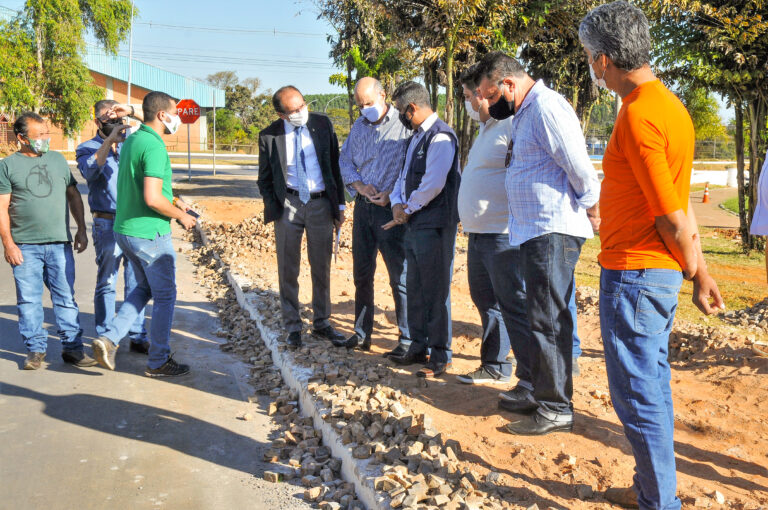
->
xmin=505 ymin=80 xmax=601 ymax=246
xmin=339 ymin=104 xmax=411 ymax=197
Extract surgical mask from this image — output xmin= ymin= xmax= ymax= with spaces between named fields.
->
xmin=465 ymin=100 xmax=481 ymax=122
xmin=398 ymin=106 xmax=414 ymax=131
xmin=361 ymin=102 xmax=385 ymax=123
xmin=287 ymin=106 xmax=309 ymax=128
xmin=589 ymin=60 xmax=608 ymax=89
xmin=162 ymin=112 xmax=182 ymax=135
xmin=26 ymin=137 xmax=50 ymax=155
xmin=488 ymin=84 xmax=515 ymax=120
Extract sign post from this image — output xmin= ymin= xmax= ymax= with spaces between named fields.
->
xmin=177 ymin=99 xmax=201 ymax=182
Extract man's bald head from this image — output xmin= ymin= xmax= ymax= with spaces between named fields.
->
xmin=354 ymin=77 xmax=387 ymax=123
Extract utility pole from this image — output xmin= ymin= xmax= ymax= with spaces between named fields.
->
xmin=126 ymin=0 xmax=135 ymax=103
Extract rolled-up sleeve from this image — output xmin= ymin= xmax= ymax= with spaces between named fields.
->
xmin=537 ymin=103 xmax=600 ymax=209
xmin=404 ymin=134 xmax=455 ymax=214
xmin=75 ymin=145 xmax=104 ymax=183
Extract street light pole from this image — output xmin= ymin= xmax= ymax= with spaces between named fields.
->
xmin=126 ymin=0 xmax=135 ymax=103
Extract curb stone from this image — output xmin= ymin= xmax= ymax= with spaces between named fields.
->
xmin=190 ymin=215 xmax=387 ymax=510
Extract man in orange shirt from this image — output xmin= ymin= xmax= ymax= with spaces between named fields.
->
xmin=579 ymin=2 xmax=724 ymax=509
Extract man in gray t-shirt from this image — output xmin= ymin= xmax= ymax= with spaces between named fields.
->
xmin=0 ymin=112 xmax=94 ymax=370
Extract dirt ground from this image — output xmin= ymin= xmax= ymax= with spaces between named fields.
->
xmin=189 ymin=193 xmax=768 ymax=509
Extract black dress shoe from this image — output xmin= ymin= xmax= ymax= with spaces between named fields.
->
xmin=286 ymin=331 xmax=302 ymax=349
xmin=417 ymin=360 xmax=449 ymax=378
xmin=312 ymin=326 xmax=345 ymax=342
xmin=383 ymin=344 xmax=408 ymax=358
xmin=503 ymin=412 xmax=573 ymax=436
xmin=129 ymin=341 xmax=150 ymax=355
xmin=389 ymin=350 xmax=428 ymax=366
xmin=498 ymin=398 xmax=538 ymax=414
xmin=335 ymin=333 xmax=370 ymax=351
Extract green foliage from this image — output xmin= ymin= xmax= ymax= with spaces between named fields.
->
xmin=679 ymin=87 xmax=729 ymax=141
xmin=0 ymin=0 xmax=134 ymax=136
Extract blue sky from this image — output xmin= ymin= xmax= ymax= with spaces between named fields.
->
xmin=4 ymin=0 xmax=346 ymax=95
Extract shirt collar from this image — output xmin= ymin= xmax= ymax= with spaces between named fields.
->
xmin=140 ymin=123 xmax=163 ymax=142
xmin=417 ymin=112 xmax=439 ymax=134
xmin=516 ymin=79 xmax=546 ymax=115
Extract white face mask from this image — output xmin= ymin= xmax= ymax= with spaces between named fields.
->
xmin=589 ymin=57 xmax=608 ymax=89
xmin=361 ymin=102 xmax=385 ymax=123
xmin=465 ymin=100 xmax=481 ymax=122
xmin=287 ymin=106 xmax=309 ymax=128
xmin=162 ymin=112 xmax=182 ymax=135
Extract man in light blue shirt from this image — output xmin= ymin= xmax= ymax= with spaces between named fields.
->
xmin=76 ymin=99 xmax=149 ymax=354
xmin=338 ymin=77 xmax=411 ymax=356
xmin=477 ymin=51 xmax=600 ymax=436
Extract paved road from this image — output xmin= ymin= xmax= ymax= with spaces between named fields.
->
xmin=0 ymin=181 xmax=311 ymax=510
xmin=690 ymin=186 xmax=740 ymax=229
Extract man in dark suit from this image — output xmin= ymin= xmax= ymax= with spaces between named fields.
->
xmin=257 ymin=85 xmax=346 ymax=348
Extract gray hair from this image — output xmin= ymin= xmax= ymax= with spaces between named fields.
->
xmin=579 ymin=1 xmax=651 ymax=71
xmin=476 ymin=51 xmax=527 ymax=84
xmin=391 ymin=81 xmax=430 ymax=109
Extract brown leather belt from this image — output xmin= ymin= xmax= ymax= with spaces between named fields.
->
xmin=286 ymin=188 xmax=326 ymax=200
xmin=92 ymin=211 xmax=115 ymax=220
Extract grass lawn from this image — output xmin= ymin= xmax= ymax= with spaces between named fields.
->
xmin=721 ymin=196 xmax=747 ymax=215
xmin=575 ymin=227 xmax=765 ymax=324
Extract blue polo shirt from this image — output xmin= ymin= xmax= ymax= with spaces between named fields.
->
xmin=75 ymin=134 xmax=122 ymax=214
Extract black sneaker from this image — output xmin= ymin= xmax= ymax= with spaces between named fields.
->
xmin=62 ymin=350 xmax=99 ymax=367
xmin=129 ymin=341 xmax=150 ymax=355
xmin=498 ymin=384 xmax=534 ymax=403
xmin=92 ymin=337 xmax=118 ymax=370
xmin=145 ymin=355 xmax=190 ymax=378
xmin=23 ymin=352 xmax=45 ymax=370
xmin=456 ymin=365 xmax=510 ymax=385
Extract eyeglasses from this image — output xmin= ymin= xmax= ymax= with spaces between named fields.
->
xmin=504 ymin=139 xmax=515 ymax=167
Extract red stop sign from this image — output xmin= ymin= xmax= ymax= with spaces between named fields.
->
xmin=177 ymin=99 xmax=201 ymax=124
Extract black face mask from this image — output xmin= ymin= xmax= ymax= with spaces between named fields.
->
xmin=99 ymin=119 xmax=124 ymax=138
xmin=488 ymin=86 xmax=515 ymax=120
xmin=399 ymin=105 xmax=414 ymax=131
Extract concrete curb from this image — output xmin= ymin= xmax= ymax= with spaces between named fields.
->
xmin=190 ymin=216 xmax=387 ymax=510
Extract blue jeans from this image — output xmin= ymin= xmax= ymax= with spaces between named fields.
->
xmin=12 ymin=243 xmax=83 ymax=353
xmin=467 ymin=233 xmax=530 ymax=377
xmin=103 ymin=233 xmax=177 ymax=369
xmin=520 ymin=232 xmax=584 ymax=417
xmin=352 ymin=198 xmax=409 ymax=346
xmin=570 ymin=280 xmax=582 ymax=359
xmin=404 ymin=224 xmax=456 ymax=365
xmin=92 ymin=217 xmax=147 ymax=344
xmin=600 ymin=268 xmax=683 ymax=510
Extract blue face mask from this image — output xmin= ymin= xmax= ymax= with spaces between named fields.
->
xmin=361 ymin=102 xmax=385 ymax=123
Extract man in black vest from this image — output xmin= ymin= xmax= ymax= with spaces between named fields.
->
xmin=383 ymin=81 xmax=460 ymax=378
xmin=257 ymin=85 xmax=347 ymax=348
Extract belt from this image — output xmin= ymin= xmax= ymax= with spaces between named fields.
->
xmin=92 ymin=211 xmax=115 ymax=220
xmin=286 ymin=188 xmax=326 ymax=200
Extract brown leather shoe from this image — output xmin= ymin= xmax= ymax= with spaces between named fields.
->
xmin=23 ymin=352 xmax=45 ymax=370
xmin=605 ymin=487 xmax=639 ymax=508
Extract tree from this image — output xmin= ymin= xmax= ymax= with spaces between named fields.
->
xmin=0 ymin=0 xmax=134 ymax=136
xmin=205 ymin=71 xmax=239 ymax=91
xmin=646 ymin=0 xmax=768 ymax=251
xmin=679 ymin=87 xmax=728 ymax=141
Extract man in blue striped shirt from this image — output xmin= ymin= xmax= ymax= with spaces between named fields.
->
xmin=477 ymin=51 xmax=601 ymax=436
xmin=337 ymin=77 xmax=412 ymax=357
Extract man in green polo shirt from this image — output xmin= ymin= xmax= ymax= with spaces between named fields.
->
xmin=92 ymin=91 xmax=198 ymax=377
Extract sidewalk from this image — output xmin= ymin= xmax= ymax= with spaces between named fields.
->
xmin=0 ymin=181 xmax=312 ymax=510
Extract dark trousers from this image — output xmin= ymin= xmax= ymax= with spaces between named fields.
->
xmin=520 ymin=232 xmax=584 ymax=416
xmin=467 ymin=233 xmax=530 ymax=377
xmin=274 ymin=194 xmax=334 ymax=333
xmin=403 ymin=223 xmax=457 ymax=365
xmin=352 ymin=197 xmax=410 ymax=345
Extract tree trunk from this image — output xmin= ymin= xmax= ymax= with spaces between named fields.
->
xmin=735 ymin=102 xmax=749 ymax=251
xmin=423 ymin=61 xmax=434 ymax=109
xmin=431 ymin=65 xmax=439 ymax=111
xmin=748 ymin=97 xmax=767 ymax=250
xmin=346 ymin=56 xmax=355 ymax=128
xmin=444 ymin=38 xmax=455 ymax=127
xmin=33 ymin=23 xmax=44 ymax=112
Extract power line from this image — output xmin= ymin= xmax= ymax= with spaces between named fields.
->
xmin=135 ymin=21 xmax=327 ymax=38
xmin=123 ymin=49 xmax=337 ymax=70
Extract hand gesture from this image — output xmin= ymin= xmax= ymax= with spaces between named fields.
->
xmin=692 ymin=272 xmax=725 ymax=315
xmin=73 ymin=229 xmax=88 ymax=253
xmin=369 ymin=190 xmax=391 ymax=207
xmin=4 ymin=243 xmax=23 ymax=266
xmin=178 ymin=212 xmax=197 ymax=231
xmin=105 ymin=124 xmax=130 ymax=145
